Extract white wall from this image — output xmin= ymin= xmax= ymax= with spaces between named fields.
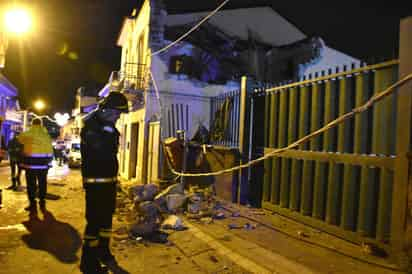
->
xmin=149 ymin=43 xmax=240 ymax=139
xmin=301 ymin=46 xmax=360 ymax=78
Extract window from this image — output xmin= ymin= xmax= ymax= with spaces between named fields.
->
xmin=169 ymin=55 xmax=194 ymax=75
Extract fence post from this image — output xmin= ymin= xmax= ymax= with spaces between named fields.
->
xmin=391 ymin=16 xmax=412 ymax=267
xmin=237 ymin=76 xmax=251 ymax=204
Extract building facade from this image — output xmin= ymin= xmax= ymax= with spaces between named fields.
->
xmin=110 ymin=1 xmax=360 ymax=184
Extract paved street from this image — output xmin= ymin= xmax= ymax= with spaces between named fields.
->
xmin=0 ymin=164 xmax=251 ymax=274
xmin=0 ymin=163 xmax=407 ymax=274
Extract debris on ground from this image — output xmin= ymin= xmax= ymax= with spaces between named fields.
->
xmin=123 ymin=180 xmax=235 ymax=245
xmin=232 ymin=212 xmax=241 ymax=217
xmin=200 ymin=217 xmax=213 ymax=224
xmin=209 ymin=255 xmax=219 ymax=263
xmin=361 ymin=242 xmax=388 ymax=258
xmin=228 ymin=224 xmax=242 ymax=229
xmin=162 ymin=215 xmax=185 ymax=230
xmin=297 ymin=231 xmax=309 ymax=238
xmin=213 ymin=212 xmax=226 ymax=219
xmin=166 ymin=193 xmax=187 ymax=212
xmin=244 ymin=223 xmax=257 ymax=230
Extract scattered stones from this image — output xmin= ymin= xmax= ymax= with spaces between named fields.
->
xmin=209 ymin=255 xmax=219 ymax=263
xmin=166 ymin=194 xmax=187 ymax=212
xmin=228 ymin=223 xmax=242 ymax=229
xmin=162 ymin=215 xmax=184 ymax=230
xmin=200 ymin=217 xmax=213 ymax=224
xmin=244 ymin=223 xmax=256 ymax=230
xmin=213 ymin=212 xmax=226 ymax=220
xmin=297 ymin=231 xmax=309 ymax=238
xmin=232 ymin=212 xmax=240 ymax=217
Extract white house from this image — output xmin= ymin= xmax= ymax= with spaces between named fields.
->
xmin=110 ymin=1 xmax=360 ymax=184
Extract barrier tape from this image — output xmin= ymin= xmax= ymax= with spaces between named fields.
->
xmin=164 ymin=73 xmax=412 ymax=177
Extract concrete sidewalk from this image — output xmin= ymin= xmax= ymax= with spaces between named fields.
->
xmin=181 ymin=200 xmax=406 ymax=274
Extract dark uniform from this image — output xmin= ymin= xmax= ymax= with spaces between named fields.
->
xmin=80 ymin=92 xmax=128 ymax=274
xmin=7 ymin=135 xmax=23 ymax=190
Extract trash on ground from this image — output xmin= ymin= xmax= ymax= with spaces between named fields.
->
xmin=162 ymin=215 xmax=184 ymax=230
xmin=228 ymin=223 xmax=242 ymax=229
xmin=244 ymin=223 xmax=256 ymax=230
xmin=213 ymin=212 xmax=226 ymax=220
xmin=166 ymin=193 xmax=187 ymax=211
xmin=232 ymin=212 xmax=241 ymax=217
xmin=200 ymin=217 xmax=213 ymax=224
xmin=297 ymin=231 xmax=309 ymax=238
xmin=209 ymin=255 xmax=219 ymax=263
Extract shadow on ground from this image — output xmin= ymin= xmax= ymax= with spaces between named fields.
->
xmin=44 ymin=193 xmax=62 ymax=200
xmin=21 ymin=210 xmax=81 ymax=263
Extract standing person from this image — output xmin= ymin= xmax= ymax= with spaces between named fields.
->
xmin=18 ymin=118 xmax=53 ymax=212
xmin=80 ymin=92 xmax=128 ymax=274
xmin=6 ymin=132 xmax=23 ymax=191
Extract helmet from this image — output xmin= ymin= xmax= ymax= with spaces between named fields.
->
xmin=99 ymin=92 xmax=129 ymax=113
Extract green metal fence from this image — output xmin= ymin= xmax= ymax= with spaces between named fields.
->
xmin=262 ymin=60 xmax=401 ymax=250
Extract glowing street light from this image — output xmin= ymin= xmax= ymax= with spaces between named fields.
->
xmin=33 ymin=99 xmax=45 ymax=112
xmin=54 ymin=112 xmax=70 ymax=127
xmin=3 ymin=7 xmax=33 ymax=35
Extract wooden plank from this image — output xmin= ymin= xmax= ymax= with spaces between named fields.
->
xmin=288 ymin=88 xmax=301 ymax=210
xmin=281 ymin=88 xmax=299 ymax=208
xmin=264 ymin=148 xmax=395 ymax=169
xmin=278 ymin=89 xmax=289 ymax=207
xmin=326 ymin=163 xmax=343 ymax=225
xmin=298 ymin=85 xmax=310 ymax=151
xmin=340 ymin=75 xmax=358 ymax=231
xmin=290 ymin=85 xmax=310 ymax=211
xmin=354 ymin=71 xmax=377 ymax=237
xmin=391 ymin=16 xmax=412 ymax=260
xmin=310 ymin=84 xmax=323 ymax=150
xmin=302 ymin=84 xmax=323 ymax=216
xmin=323 ymin=80 xmax=338 ymax=152
xmin=373 ymin=67 xmax=397 ymax=242
xmin=262 ymin=92 xmax=271 ymax=202
xmin=357 ymin=167 xmax=379 ymax=237
xmin=269 ymin=92 xmax=280 ymax=204
xmin=312 ymin=83 xmax=327 ymax=220
xmin=377 ymin=169 xmax=394 ymax=242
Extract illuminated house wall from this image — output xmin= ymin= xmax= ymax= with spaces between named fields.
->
xmin=116 ymin=1 xmax=360 ymax=183
xmin=0 ymin=72 xmax=21 ymax=147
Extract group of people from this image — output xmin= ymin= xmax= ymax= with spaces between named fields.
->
xmin=4 ymin=92 xmax=129 ymax=274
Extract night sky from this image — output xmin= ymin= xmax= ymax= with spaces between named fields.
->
xmin=2 ymin=0 xmax=412 ymax=115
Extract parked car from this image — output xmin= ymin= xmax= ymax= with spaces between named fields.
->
xmin=68 ymin=142 xmax=81 ymax=168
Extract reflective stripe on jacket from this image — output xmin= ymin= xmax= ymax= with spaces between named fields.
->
xmin=18 ymin=125 xmax=53 ymax=170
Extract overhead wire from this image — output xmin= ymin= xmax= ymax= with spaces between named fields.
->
xmin=150 ymin=0 xmax=230 ymax=56
xmin=164 ymin=72 xmax=412 ymax=177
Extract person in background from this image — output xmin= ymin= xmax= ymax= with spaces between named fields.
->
xmin=6 ymin=132 xmax=23 ymax=191
xmin=18 ymin=118 xmax=53 ymax=212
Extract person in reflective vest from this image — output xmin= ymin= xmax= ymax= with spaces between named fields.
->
xmin=17 ymin=118 xmax=53 ymax=212
xmin=6 ymin=132 xmax=23 ymax=191
xmin=80 ymin=92 xmax=128 ymax=274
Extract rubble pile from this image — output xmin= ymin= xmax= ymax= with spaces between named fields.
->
xmin=119 ymin=182 xmax=225 ymax=242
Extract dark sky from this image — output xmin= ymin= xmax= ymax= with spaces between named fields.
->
xmin=3 ymin=0 xmax=412 ymax=114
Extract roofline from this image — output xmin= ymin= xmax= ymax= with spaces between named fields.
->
xmin=166 ymin=5 xmax=307 ymax=39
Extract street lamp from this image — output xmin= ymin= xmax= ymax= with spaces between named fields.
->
xmin=33 ymin=99 xmax=45 ymax=112
xmin=3 ymin=7 xmax=33 ymax=35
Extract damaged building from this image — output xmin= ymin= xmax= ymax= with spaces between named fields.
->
xmin=103 ymin=0 xmax=359 ymax=185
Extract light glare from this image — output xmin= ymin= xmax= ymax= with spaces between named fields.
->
xmin=4 ymin=8 xmax=32 ymax=34
xmin=34 ymin=100 xmax=45 ymax=111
